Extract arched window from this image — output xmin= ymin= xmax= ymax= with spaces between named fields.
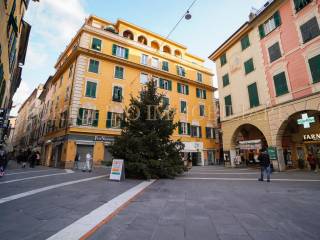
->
xmin=123 ymin=30 xmax=134 ymax=40
xmin=138 ymin=35 xmax=148 ymax=45
xmin=163 ymin=45 xmax=171 ymax=54
xmin=174 ymin=49 xmax=182 ymax=57
xmin=104 ymin=25 xmax=117 ymax=34
xmin=151 ymin=41 xmax=160 ymax=50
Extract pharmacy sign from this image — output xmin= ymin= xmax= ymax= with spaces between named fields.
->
xmin=297 ymin=113 xmax=315 ymax=129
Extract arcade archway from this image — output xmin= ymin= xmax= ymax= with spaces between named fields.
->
xmin=276 ymin=110 xmax=320 ymax=170
xmin=230 ymin=124 xmax=268 ymax=167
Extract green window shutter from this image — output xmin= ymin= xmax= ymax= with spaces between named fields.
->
xmin=182 ymin=67 xmax=186 ymax=77
xmin=89 ymin=59 xmax=99 ymax=73
xmin=200 ymin=105 xmax=204 ymax=116
xmin=168 ymin=80 xmax=172 ymax=91
xmin=190 ymin=126 xmax=194 ymax=137
xmin=159 ymin=78 xmax=164 ymax=89
xmin=92 ymin=111 xmax=99 ymax=127
xmin=309 ymin=54 xmax=320 ymax=84
xmin=274 ymin=11 xmax=281 ymax=27
xmin=178 ymin=123 xmax=182 ymax=134
xmin=248 ymin=82 xmax=260 ymax=108
xmin=199 ymin=126 xmax=202 ymax=138
xmin=220 ymin=53 xmax=227 ymax=66
xmin=92 ymin=82 xmax=97 ymax=98
xmin=119 ymin=87 xmax=123 ymax=100
xmin=112 ymin=44 xmax=117 ymax=56
xmin=186 ymin=85 xmax=189 ymax=95
xmin=176 ymin=66 xmax=179 ymax=75
xmin=106 ymin=112 xmax=112 ymax=128
xmin=91 ymin=38 xmax=102 ymax=51
xmin=273 ymin=72 xmax=289 ymax=96
xmin=224 ymin=95 xmax=233 ymax=117
xmin=85 ymin=82 xmax=91 ymax=97
xmin=162 ymin=61 xmax=169 ymax=71
xmin=177 ymin=83 xmax=181 ymax=93
xmin=241 ymin=35 xmax=250 ymax=50
xmin=180 ymin=101 xmax=184 ymax=113
xmin=196 ymin=88 xmax=200 ymax=98
xmin=222 ymin=74 xmax=230 ymax=87
xmin=203 ymin=90 xmax=207 ymax=99
xmin=113 ymin=87 xmax=118 ymax=101
xmin=77 ymin=108 xmax=84 ymax=125
xmin=115 ymin=66 xmax=124 ymax=79
xmin=244 ymin=58 xmax=254 ymax=74
xmin=187 ymin=123 xmax=191 ymax=135
xmin=258 ymin=25 xmax=265 ymax=39
xmin=124 ymin=48 xmax=129 ymax=59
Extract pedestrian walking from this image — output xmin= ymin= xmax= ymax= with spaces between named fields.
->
xmin=35 ymin=151 xmax=41 ymax=165
xmin=258 ymin=147 xmax=271 ymax=182
xmin=29 ymin=151 xmax=36 ymax=168
xmin=83 ymin=152 xmax=92 ymax=172
xmin=307 ymin=153 xmax=316 ymax=172
xmin=21 ymin=150 xmax=27 ymax=168
xmin=0 ymin=146 xmax=8 ymax=177
xmin=74 ymin=152 xmax=80 ymax=170
xmin=316 ymin=149 xmax=320 ymax=173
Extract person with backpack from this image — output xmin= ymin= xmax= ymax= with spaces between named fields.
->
xmin=258 ymin=147 xmax=271 ymax=182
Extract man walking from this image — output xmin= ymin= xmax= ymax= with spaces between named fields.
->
xmin=0 ymin=146 xmax=8 ymax=177
xmin=258 ymin=147 xmax=271 ymax=182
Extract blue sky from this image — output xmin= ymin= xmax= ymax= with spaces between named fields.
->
xmin=13 ymin=0 xmax=266 ymax=115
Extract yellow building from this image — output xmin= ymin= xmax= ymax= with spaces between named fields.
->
xmin=0 ymin=0 xmax=37 ymax=140
xmin=38 ymin=16 xmax=217 ymax=168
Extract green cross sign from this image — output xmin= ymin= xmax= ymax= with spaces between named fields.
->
xmin=297 ymin=113 xmax=315 ymax=129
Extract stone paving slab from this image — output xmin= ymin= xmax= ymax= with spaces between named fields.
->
xmin=89 ymin=167 xmax=320 ymax=240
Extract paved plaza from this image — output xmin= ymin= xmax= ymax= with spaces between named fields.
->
xmin=1 ymin=166 xmax=320 ymax=240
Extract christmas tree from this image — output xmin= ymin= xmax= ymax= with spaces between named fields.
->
xmin=109 ymin=79 xmax=184 ymax=179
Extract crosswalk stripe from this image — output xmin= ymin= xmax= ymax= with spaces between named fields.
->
xmin=179 ymin=177 xmax=320 ymax=182
xmin=5 ymin=169 xmax=60 ymax=176
xmin=0 ymin=175 xmax=108 ymax=204
xmin=0 ymin=172 xmax=72 ymax=184
xmin=187 ymin=172 xmax=259 ymax=175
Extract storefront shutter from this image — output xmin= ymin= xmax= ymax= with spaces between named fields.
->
xmin=77 ymin=108 xmax=84 ymax=125
xmin=112 ymin=44 xmax=117 ymax=56
xmin=106 ymin=112 xmax=112 ymax=128
xmin=177 ymin=83 xmax=181 ymax=93
xmin=248 ymin=82 xmax=260 ymax=108
xmin=93 ymin=111 xmax=99 ymax=127
xmin=258 ymin=25 xmax=265 ymax=39
xmin=274 ymin=11 xmax=281 ymax=27
xmin=309 ymin=54 xmax=320 ymax=84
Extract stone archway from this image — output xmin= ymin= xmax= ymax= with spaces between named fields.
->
xmin=269 ymin=94 xmax=320 ymax=171
xmin=229 ymin=123 xmax=269 ymax=167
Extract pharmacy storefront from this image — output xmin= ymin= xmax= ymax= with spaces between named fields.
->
xmin=278 ymin=111 xmax=320 ymax=169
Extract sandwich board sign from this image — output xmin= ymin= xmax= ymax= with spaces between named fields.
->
xmin=110 ymin=159 xmax=125 ymax=181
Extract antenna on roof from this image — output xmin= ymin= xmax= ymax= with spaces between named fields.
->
xmin=249 ymin=7 xmax=258 ymax=21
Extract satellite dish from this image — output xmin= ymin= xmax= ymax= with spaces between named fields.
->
xmin=185 ymin=11 xmax=192 ymax=20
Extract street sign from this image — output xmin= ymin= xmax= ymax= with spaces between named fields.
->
xmin=110 ymin=159 xmax=125 ymax=181
xmin=267 ymin=147 xmax=278 ymax=160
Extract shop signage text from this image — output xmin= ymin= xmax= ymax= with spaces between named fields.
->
xmin=303 ymin=133 xmax=320 ymax=141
